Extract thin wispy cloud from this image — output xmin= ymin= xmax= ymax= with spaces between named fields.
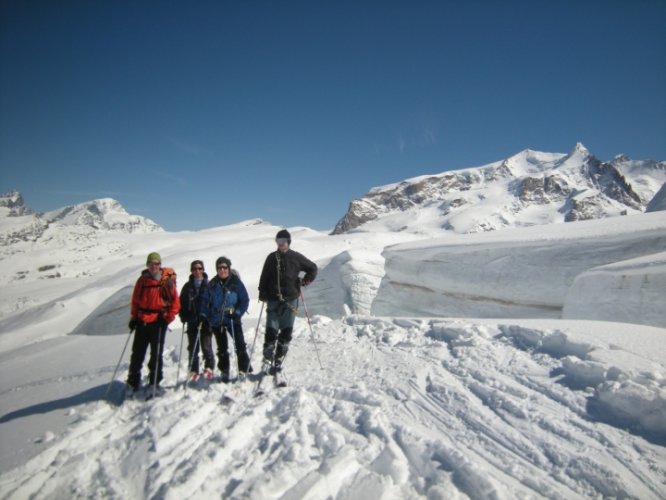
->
xmin=266 ymin=206 xmax=291 ymax=214
xmin=45 ymin=190 xmax=128 ymax=198
xmin=151 ymin=170 xmax=188 ymax=187
xmin=167 ymin=137 xmax=213 ymax=156
xmin=393 ymin=118 xmax=439 ymax=154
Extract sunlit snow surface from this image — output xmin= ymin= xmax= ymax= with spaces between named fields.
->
xmin=1 ymin=213 xmax=665 ymax=499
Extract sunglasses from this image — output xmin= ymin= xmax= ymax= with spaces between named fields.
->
xmin=217 ymin=265 xmax=229 ymax=270
xmin=192 ymin=267 xmax=203 ymax=271
xmin=148 ymin=261 xmax=161 ymax=266
xmin=276 ymin=238 xmax=289 ymax=245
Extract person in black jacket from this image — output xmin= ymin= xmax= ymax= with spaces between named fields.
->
xmin=178 ymin=260 xmax=215 ymax=381
xmin=258 ymin=229 xmax=317 ymax=374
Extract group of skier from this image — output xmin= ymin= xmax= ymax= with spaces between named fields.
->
xmin=125 ymin=229 xmax=317 ymax=393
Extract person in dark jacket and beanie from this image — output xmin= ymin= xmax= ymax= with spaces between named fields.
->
xmin=199 ymin=256 xmax=251 ymax=382
xmin=127 ymin=252 xmax=180 ymax=391
xmin=178 ymin=260 xmax=215 ymax=381
xmin=258 ymin=229 xmax=317 ymax=374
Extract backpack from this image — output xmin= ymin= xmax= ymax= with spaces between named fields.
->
xmin=159 ymin=267 xmax=177 ymax=306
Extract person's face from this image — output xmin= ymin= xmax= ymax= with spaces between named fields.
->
xmin=217 ymin=263 xmax=229 ymax=278
xmin=148 ymin=260 xmax=161 ymax=271
xmin=191 ymin=264 xmax=204 ymax=277
xmin=276 ymin=237 xmax=289 ymax=252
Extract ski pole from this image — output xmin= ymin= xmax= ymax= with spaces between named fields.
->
xmin=300 ymin=289 xmax=324 ymax=370
xmin=248 ymin=301 xmax=265 ymax=362
xmin=229 ymin=316 xmax=240 ymax=380
xmin=175 ymin=322 xmax=185 ymax=387
xmin=152 ymin=325 xmax=165 ymax=400
xmin=184 ymin=328 xmax=201 ymax=393
xmin=104 ymin=328 xmax=134 ymax=400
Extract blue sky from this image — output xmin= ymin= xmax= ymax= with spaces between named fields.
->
xmin=1 ymin=0 xmax=664 ymax=232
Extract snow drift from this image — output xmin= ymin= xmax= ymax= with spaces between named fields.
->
xmin=373 ymin=212 xmax=666 ymax=326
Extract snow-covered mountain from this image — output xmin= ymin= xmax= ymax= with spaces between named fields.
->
xmin=332 ymin=143 xmax=666 ymax=235
xmin=0 ymin=191 xmax=162 ymax=283
xmin=0 ymin=190 xmax=161 ymax=245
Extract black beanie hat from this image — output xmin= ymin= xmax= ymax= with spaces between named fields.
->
xmin=215 ymin=256 xmax=232 ymax=269
xmin=276 ymin=229 xmax=291 ymax=244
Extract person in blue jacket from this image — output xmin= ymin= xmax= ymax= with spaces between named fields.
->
xmin=199 ymin=256 xmax=251 ymax=382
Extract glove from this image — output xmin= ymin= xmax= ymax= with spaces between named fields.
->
xmin=301 ymin=277 xmax=312 ymax=287
xmin=128 ymin=318 xmax=138 ymax=331
xmin=164 ymin=314 xmax=175 ymax=324
xmin=199 ymin=318 xmax=209 ymax=330
xmin=224 ymin=307 xmax=235 ymax=315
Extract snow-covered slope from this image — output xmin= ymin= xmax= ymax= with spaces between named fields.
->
xmin=646 ymin=182 xmax=666 ymax=212
xmin=333 ymin=143 xmax=666 ymax=235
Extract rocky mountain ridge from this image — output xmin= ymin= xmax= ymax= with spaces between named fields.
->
xmin=332 ymin=143 xmax=666 ymax=234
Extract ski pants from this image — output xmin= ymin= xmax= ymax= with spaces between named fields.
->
xmin=263 ymin=298 xmax=298 ymax=365
xmin=186 ymin=321 xmax=214 ymax=373
xmin=212 ymin=321 xmax=251 ymax=375
xmin=127 ymin=320 xmax=167 ymax=388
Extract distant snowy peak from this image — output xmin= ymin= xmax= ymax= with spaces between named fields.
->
xmin=42 ymin=197 xmax=162 ymax=233
xmin=0 ymin=192 xmax=162 ymax=247
xmin=332 ymin=144 xmax=666 ymax=234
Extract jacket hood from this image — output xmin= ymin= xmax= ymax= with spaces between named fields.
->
xmin=188 ymin=271 xmax=209 ymax=284
xmin=211 ymin=272 xmax=239 ymax=286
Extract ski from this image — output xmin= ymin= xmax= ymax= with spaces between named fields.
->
xmin=144 ymin=386 xmax=165 ymax=401
xmin=221 ymin=393 xmax=236 ymax=405
xmin=122 ymin=385 xmax=164 ymax=402
xmin=253 ymin=372 xmax=268 ymax=397
xmin=254 ymin=371 xmax=287 ymax=396
xmin=123 ymin=384 xmax=144 ymax=401
xmin=273 ymin=372 xmax=287 ymax=388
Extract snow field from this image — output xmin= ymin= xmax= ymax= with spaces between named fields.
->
xmin=2 ymin=315 xmax=664 ymax=499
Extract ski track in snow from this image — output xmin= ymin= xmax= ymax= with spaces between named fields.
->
xmin=1 ymin=316 xmax=665 ymax=499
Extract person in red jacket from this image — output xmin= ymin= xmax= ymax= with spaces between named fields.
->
xmin=126 ymin=252 xmax=180 ymax=391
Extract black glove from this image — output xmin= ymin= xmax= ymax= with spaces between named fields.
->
xmin=129 ymin=318 xmax=139 ymax=331
xmin=199 ymin=318 xmax=209 ymax=330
